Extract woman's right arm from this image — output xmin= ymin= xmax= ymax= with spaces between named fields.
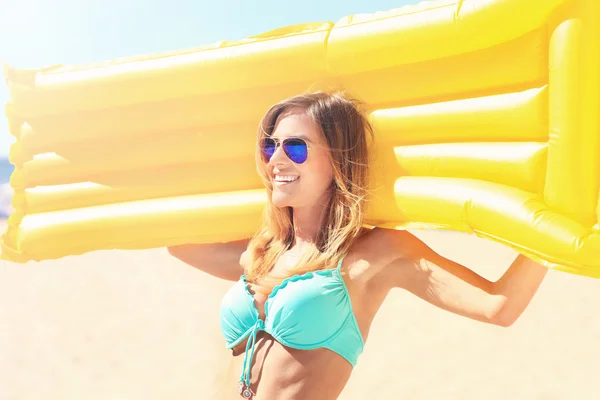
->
xmin=167 ymin=238 xmax=252 ymax=282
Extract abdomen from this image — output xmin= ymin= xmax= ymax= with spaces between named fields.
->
xmin=222 ymin=332 xmax=352 ymax=399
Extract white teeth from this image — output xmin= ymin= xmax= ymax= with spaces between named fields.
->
xmin=275 ymin=175 xmax=299 ymax=182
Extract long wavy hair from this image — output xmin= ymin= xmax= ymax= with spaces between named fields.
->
xmin=244 ymin=91 xmax=375 ymax=294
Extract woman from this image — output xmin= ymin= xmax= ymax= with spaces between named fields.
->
xmin=168 ymin=91 xmax=548 ymax=399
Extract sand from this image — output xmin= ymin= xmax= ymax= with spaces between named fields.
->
xmin=1 ymin=229 xmax=598 ymax=399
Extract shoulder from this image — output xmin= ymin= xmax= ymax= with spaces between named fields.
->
xmin=344 ymin=226 xmax=425 ymax=284
xmin=240 ymin=248 xmax=252 ymax=271
xmin=353 ymin=226 xmax=425 ymax=259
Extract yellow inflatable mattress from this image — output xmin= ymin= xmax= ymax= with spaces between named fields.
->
xmin=2 ymin=0 xmax=599 ymax=277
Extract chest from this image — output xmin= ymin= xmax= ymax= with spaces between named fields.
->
xmin=247 ymin=274 xmax=353 ymax=328
xmin=246 ymin=240 xmax=396 ymax=338
xmin=254 ymin=274 xmax=385 ymax=345
xmin=246 ymin=255 xmax=304 ymax=319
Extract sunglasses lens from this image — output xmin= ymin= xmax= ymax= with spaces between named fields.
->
xmin=260 ymin=138 xmax=276 ymax=162
xmin=283 ymin=139 xmax=308 ymax=164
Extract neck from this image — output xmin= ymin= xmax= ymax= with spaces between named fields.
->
xmin=290 ymin=198 xmax=330 ymax=252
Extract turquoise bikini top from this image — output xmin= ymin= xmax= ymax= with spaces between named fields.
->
xmin=219 ymin=256 xmax=364 ymax=394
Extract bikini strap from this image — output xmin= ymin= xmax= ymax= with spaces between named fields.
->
xmin=336 ymin=255 xmax=345 ymax=271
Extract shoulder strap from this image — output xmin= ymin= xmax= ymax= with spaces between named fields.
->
xmin=336 ymin=255 xmax=345 ymax=271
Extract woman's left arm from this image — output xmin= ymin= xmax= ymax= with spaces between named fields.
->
xmin=387 ymin=230 xmax=548 ymax=327
xmin=490 ymin=252 xmax=549 ymax=326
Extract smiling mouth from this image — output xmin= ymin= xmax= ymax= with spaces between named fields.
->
xmin=274 ymin=177 xmax=299 ymax=185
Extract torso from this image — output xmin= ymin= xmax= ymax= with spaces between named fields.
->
xmin=218 ymin=227 xmax=403 ymax=400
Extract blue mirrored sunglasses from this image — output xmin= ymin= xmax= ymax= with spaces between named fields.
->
xmin=260 ymin=137 xmax=310 ymax=164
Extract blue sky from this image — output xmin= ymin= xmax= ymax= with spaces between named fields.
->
xmin=0 ymin=0 xmax=420 ymax=157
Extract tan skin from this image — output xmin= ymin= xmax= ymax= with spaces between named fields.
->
xmin=168 ymin=108 xmax=548 ymax=399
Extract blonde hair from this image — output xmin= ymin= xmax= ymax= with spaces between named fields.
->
xmin=244 ymin=91 xmax=374 ymax=294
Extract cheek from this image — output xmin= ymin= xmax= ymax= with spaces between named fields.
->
xmin=304 ymin=155 xmax=333 ymax=189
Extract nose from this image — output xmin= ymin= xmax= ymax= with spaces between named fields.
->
xmin=268 ymin=142 xmax=288 ymax=166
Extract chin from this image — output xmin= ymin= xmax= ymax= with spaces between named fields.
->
xmin=271 ymin=193 xmax=293 ymax=208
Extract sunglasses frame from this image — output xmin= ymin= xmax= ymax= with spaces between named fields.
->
xmin=260 ymin=136 xmax=312 ymax=164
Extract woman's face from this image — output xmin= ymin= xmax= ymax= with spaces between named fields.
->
xmin=265 ymin=107 xmax=334 ymax=209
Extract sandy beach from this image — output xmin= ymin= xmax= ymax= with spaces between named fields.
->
xmin=1 ymin=228 xmax=598 ymax=399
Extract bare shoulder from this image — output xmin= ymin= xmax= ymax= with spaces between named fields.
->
xmin=239 ymin=248 xmax=252 ymax=270
xmin=350 ymin=226 xmax=423 ymax=261
xmin=344 ymin=227 xmax=421 ymax=285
